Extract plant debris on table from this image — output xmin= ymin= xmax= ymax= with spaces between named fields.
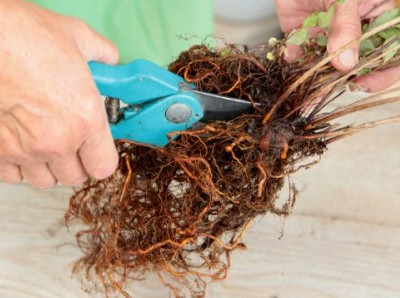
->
xmin=65 ymin=6 xmax=400 ymax=298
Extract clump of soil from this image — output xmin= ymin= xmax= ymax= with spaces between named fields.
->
xmin=65 ymin=14 xmax=400 ymax=298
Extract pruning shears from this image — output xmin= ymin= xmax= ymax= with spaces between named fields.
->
xmin=89 ymin=59 xmax=253 ymax=146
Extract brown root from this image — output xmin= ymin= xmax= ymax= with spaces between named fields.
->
xmin=65 ymin=15 xmax=400 ymax=298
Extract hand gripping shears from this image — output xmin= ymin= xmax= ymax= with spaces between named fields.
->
xmin=89 ymin=59 xmax=253 ymax=147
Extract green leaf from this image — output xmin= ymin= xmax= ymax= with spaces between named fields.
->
xmin=359 ymin=39 xmax=376 ymax=55
xmin=219 ymin=48 xmax=232 ymax=57
xmin=366 ymin=8 xmax=400 ymax=31
xmin=317 ymin=9 xmax=334 ymax=29
xmin=316 ymin=34 xmax=328 ymax=47
xmin=370 ymin=35 xmax=385 ymax=47
xmin=378 ymin=28 xmax=400 ymax=40
xmin=383 ymin=40 xmax=400 ymax=62
xmin=316 ymin=0 xmax=346 ymax=29
xmin=288 ymin=28 xmax=308 ymax=46
xmin=356 ymin=68 xmax=371 ymax=77
xmin=303 ymin=13 xmax=319 ymax=28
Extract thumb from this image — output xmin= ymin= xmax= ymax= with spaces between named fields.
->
xmin=79 ymin=109 xmax=119 ymax=180
xmin=327 ymin=0 xmax=361 ymax=72
xmin=71 ymin=18 xmax=119 ymax=64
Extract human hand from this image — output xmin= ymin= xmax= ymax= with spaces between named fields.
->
xmin=274 ymin=0 xmax=399 ymax=92
xmin=0 ymin=0 xmax=119 ymax=188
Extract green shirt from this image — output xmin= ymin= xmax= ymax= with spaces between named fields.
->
xmin=29 ymin=0 xmax=214 ymax=65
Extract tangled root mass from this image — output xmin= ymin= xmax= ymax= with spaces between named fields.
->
xmin=66 ymin=18 xmax=400 ymax=296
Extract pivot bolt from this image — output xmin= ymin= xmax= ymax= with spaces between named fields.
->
xmin=165 ymin=103 xmax=192 ymax=123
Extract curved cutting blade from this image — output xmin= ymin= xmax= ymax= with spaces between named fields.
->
xmin=190 ymin=89 xmax=255 ymax=121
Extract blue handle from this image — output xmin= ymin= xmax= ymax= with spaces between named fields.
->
xmin=88 ymin=59 xmax=204 ymax=146
xmin=88 ymin=59 xmax=185 ymax=104
xmin=111 ymin=92 xmax=203 ymax=146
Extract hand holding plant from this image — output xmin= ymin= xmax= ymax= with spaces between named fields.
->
xmin=275 ymin=0 xmax=399 ymax=91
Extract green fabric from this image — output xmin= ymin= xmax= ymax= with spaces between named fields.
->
xmin=29 ymin=0 xmax=214 ymax=65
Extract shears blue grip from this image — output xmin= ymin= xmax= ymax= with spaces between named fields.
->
xmin=88 ymin=59 xmax=204 ymax=146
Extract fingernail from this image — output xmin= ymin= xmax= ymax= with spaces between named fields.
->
xmin=338 ymin=49 xmax=357 ymax=68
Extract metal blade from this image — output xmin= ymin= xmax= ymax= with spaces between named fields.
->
xmin=190 ymin=90 xmax=254 ymax=121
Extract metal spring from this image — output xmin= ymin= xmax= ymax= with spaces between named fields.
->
xmin=105 ymin=97 xmax=120 ymax=124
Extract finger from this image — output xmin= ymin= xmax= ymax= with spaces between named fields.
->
xmin=0 ymin=161 xmax=22 ymax=184
xmin=359 ymin=0 xmax=396 ymax=19
xmin=78 ymin=116 xmax=118 ymax=181
xmin=48 ymin=154 xmax=88 ymax=186
xmin=353 ymin=66 xmax=400 ymax=92
xmin=20 ymin=162 xmax=57 ymax=189
xmin=327 ymin=0 xmax=361 ymax=72
xmin=69 ymin=17 xmax=119 ymax=64
xmin=82 ymin=30 xmax=119 ymax=64
xmin=274 ymin=0 xmax=331 ymax=32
